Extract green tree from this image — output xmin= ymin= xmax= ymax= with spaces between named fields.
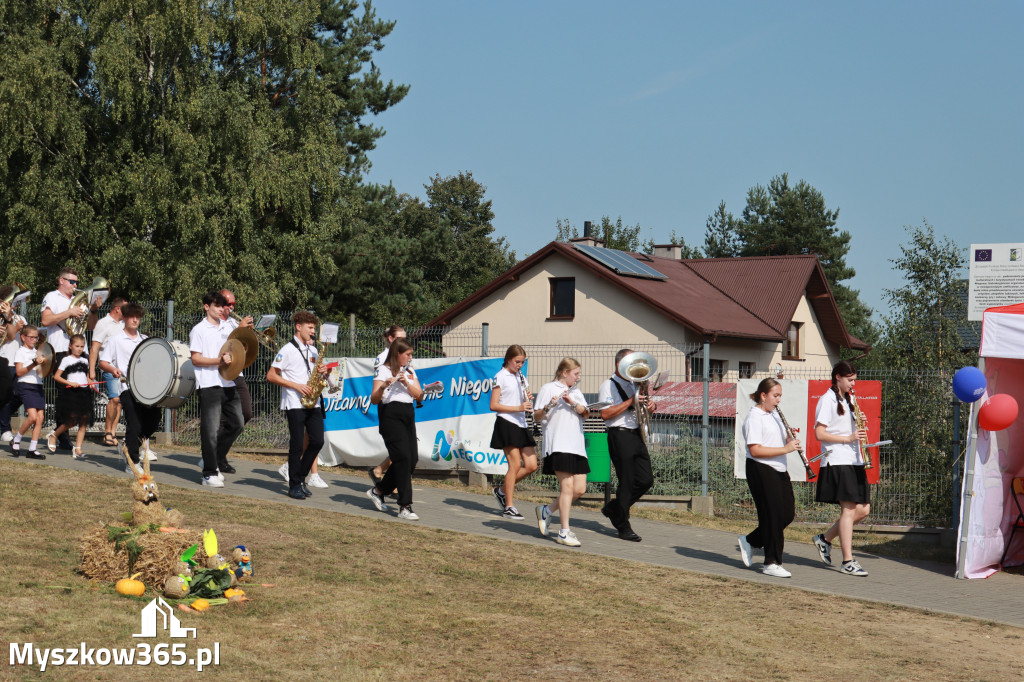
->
xmin=0 ymin=0 xmax=407 ymax=314
xmin=702 ymin=174 xmax=875 ymax=342
xmin=556 ymin=216 xmax=644 ymax=252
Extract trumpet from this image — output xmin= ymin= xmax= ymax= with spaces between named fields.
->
xmin=64 ymin=276 xmax=109 ymax=336
xmin=229 ymin=310 xmax=277 ymax=351
xmin=775 ymin=407 xmax=815 ymax=480
xmin=849 ymin=390 xmax=872 ymax=469
xmin=616 ymin=351 xmax=658 ymax=443
xmin=517 ymin=370 xmax=540 ymax=437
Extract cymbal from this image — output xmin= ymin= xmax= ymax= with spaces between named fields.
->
xmin=228 ymin=327 xmax=259 ymax=368
xmin=218 ymin=339 xmax=247 ymax=381
xmin=37 ymin=342 xmax=55 ymax=378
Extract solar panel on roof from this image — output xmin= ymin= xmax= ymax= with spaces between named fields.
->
xmin=573 ymin=244 xmax=669 ymax=280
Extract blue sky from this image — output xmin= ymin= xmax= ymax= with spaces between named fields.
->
xmin=363 ymin=1 xmax=1023 ymax=320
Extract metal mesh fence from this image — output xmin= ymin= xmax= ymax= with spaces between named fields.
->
xmin=10 ymin=313 xmax=966 ymax=528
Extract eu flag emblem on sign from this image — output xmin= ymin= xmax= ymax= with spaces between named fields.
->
xmin=974 ymin=249 xmax=992 ymax=262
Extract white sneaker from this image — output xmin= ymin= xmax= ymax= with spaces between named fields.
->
xmin=307 ymin=472 xmax=329 ymax=488
xmin=556 ymin=530 xmax=581 ymax=547
xmin=738 ymin=535 xmax=753 ymax=568
xmin=536 ymin=505 xmax=550 ymax=537
xmin=278 ymin=462 xmax=289 ymax=482
xmin=840 ymin=560 xmax=869 ymax=577
xmin=1 ymin=431 xmax=13 ymax=442
xmin=367 ymin=487 xmax=390 ymax=513
xmin=762 ymin=564 xmax=792 ymax=578
xmin=144 ymin=441 xmax=157 ymax=461
xmin=397 ymin=506 xmax=419 ymax=520
xmin=202 ymin=475 xmax=225 ymax=488
xmin=124 ymin=461 xmax=143 ymax=476
xmin=216 ymin=471 xmax=225 ymax=483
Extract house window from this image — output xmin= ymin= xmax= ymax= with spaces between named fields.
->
xmin=691 ymin=358 xmax=726 ymax=382
xmin=783 ymin=322 xmax=802 ymax=359
xmin=739 ymin=362 xmax=755 ymax=379
xmin=549 ymin=278 xmax=575 ymax=319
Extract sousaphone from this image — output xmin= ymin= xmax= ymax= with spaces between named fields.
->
xmin=616 ymin=351 xmax=660 ymax=443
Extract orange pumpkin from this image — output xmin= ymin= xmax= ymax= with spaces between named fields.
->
xmin=116 ymin=573 xmax=145 ymax=597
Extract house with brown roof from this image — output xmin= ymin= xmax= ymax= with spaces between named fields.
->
xmin=425 ymin=236 xmax=868 ymax=395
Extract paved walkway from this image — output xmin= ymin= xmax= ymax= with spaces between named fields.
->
xmin=13 ymin=441 xmax=1024 ymax=629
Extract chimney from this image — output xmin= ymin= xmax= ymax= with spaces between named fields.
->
xmin=569 ymin=220 xmax=605 ymax=248
xmin=653 ymin=243 xmax=682 ymax=260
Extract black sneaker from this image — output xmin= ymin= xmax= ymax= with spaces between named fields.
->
xmin=813 ymin=534 xmax=833 ymax=566
xmin=492 ymin=485 xmax=506 ymax=511
xmin=502 ymin=506 xmax=525 ymax=520
xmin=299 ymin=482 xmax=312 ymax=498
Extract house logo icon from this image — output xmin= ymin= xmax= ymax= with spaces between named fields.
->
xmin=133 ymin=597 xmax=197 ymax=638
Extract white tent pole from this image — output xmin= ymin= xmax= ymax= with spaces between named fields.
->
xmin=955 ymin=357 xmax=984 ymax=579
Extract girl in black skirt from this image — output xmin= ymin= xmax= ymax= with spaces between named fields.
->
xmin=488 ymin=344 xmax=538 ymax=519
xmin=811 ymin=361 xmax=871 ymax=577
xmin=367 ymin=338 xmax=423 ymax=520
xmin=49 ymin=334 xmax=93 ymax=459
xmin=737 ymin=378 xmax=800 ymax=578
xmin=533 ymin=357 xmax=590 ymax=547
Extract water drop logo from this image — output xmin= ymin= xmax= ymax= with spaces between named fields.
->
xmin=431 ymin=429 xmax=455 ymax=461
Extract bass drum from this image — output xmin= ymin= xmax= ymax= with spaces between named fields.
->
xmin=127 ymin=338 xmax=196 ymax=408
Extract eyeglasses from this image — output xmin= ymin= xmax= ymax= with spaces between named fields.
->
xmin=225 ymin=302 xmax=236 ymax=307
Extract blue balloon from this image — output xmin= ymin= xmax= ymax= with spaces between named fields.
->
xmin=952 ymin=367 xmax=987 ymax=403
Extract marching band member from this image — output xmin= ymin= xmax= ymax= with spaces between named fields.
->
xmin=533 ymin=357 xmax=590 ymax=547
xmin=99 ymin=304 xmax=158 ymax=475
xmin=267 ymin=311 xmax=330 ymax=501
xmin=0 ymin=292 xmax=25 ymax=441
xmin=812 ymin=361 xmax=871 ymax=577
xmin=367 ymin=337 xmax=423 ymax=520
xmin=41 ymin=268 xmax=92 ymax=450
xmin=219 ymin=289 xmax=254 ymax=424
xmin=369 ymin=324 xmax=406 ymax=490
xmin=189 ymin=290 xmax=243 ymax=488
xmin=598 ymin=348 xmax=656 ymax=542
xmin=488 ymin=344 xmax=537 ymax=519
xmin=737 ymin=378 xmax=798 ymax=578
xmin=11 ymin=325 xmax=47 ymax=459
xmin=49 ymin=334 xmax=93 ymax=459
xmin=89 ymin=296 xmax=126 ymax=449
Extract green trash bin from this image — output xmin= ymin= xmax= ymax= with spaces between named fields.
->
xmin=585 ymin=432 xmax=611 ymax=483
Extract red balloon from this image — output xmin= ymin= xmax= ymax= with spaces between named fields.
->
xmin=978 ymin=394 xmax=1019 ymax=431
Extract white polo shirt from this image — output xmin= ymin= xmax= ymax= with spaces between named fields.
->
xmin=91 ymin=314 xmax=124 ymax=353
xmin=492 ymin=367 xmax=528 ymax=427
xmin=41 ymin=289 xmax=74 ymax=352
xmin=272 ymin=337 xmax=319 ymax=409
xmin=599 ymin=375 xmax=638 ymax=429
xmin=535 ymin=380 xmax=587 ymax=458
xmin=14 ymin=346 xmax=43 ymax=384
xmin=814 ymin=389 xmax=863 ymax=467
xmin=100 ymin=330 xmax=147 ymax=379
xmin=1 ymin=336 xmax=21 ymax=364
xmin=189 ymin=318 xmax=233 ymax=389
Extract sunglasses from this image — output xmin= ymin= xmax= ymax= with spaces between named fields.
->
xmin=63 ymin=277 xmax=79 ymax=286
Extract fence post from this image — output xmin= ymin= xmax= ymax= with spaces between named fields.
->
xmin=481 ymin=323 xmax=489 ymax=356
xmin=952 ymin=399 xmax=961 ymax=527
xmin=350 ymin=313 xmax=356 ymax=353
xmin=701 ymin=340 xmax=709 ymax=497
xmin=163 ymin=299 xmax=174 ymax=440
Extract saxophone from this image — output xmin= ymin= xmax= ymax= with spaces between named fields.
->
xmin=300 ymin=340 xmax=327 ymax=409
xmin=849 ymin=391 xmax=872 ymax=469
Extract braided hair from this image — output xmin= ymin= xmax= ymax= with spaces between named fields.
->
xmin=830 ymin=361 xmax=857 ymax=416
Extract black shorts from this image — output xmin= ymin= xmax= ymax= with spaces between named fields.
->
xmin=16 ymin=383 xmax=45 ymax=411
xmin=815 ymin=464 xmax=870 ymax=505
xmin=542 ymin=451 xmax=590 ymax=476
xmin=489 ymin=417 xmax=536 ymax=450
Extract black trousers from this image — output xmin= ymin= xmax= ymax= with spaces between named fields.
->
xmin=607 ymin=427 xmax=654 ymax=530
xmin=744 ymin=458 xmax=795 ymax=566
xmin=120 ymin=390 xmax=160 ymax=464
xmin=221 ymin=375 xmax=253 ymax=425
xmin=0 ymin=363 xmax=17 ymax=432
xmin=198 ymin=386 xmax=244 ymax=477
xmin=377 ymin=402 xmax=418 ymax=507
xmin=286 ymin=407 xmax=324 ymax=488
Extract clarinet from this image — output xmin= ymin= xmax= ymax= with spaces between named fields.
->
xmin=849 ymin=391 xmax=872 ymax=469
xmin=775 ymin=407 xmax=815 ymax=480
xmin=517 ymin=370 xmax=540 ymax=437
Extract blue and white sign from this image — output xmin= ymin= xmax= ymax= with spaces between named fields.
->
xmin=318 ymin=356 xmax=518 ymax=474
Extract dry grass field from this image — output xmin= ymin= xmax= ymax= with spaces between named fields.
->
xmin=2 ymin=457 xmax=1021 ymax=681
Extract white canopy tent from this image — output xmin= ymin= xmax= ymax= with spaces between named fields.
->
xmin=955 ymin=302 xmax=1024 ymax=578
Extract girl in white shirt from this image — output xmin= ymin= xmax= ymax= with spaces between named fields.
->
xmin=533 ymin=357 xmax=590 ymax=547
xmin=49 ymin=334 xmax=93 ymax=459
xmin=12 ymin=325 xmax=47 ymax=458
xmin=812 ymin=361 xmax=871 ymax=577
xmin=488 ymin=344 xmax=538 ymax=520
xmin=737 ymin=379 xmax=801 ymax=578
xmin=367 ymin=338 xmax=423 ymax=520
